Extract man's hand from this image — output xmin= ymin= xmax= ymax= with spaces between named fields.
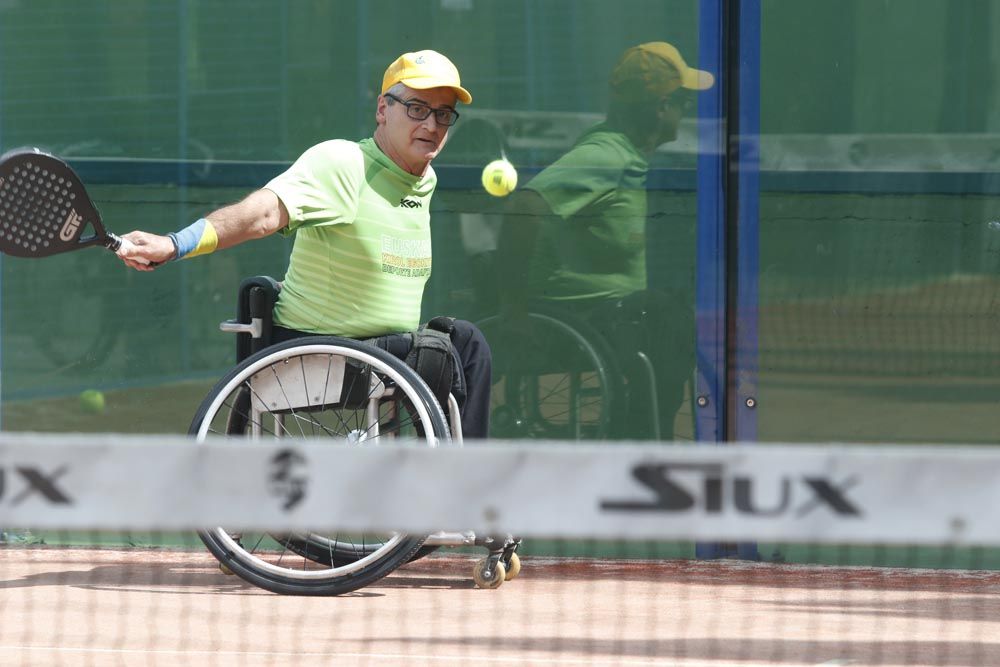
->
xmin=116 ymin=231 xmax=176 ymax=271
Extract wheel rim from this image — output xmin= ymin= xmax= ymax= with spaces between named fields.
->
xmin=195 ymin=343 xmax=442 ymax=445
xmin=193 ymin=341 xmax=446 ymax=582
xmin=207 ymin=528 xmax=407 ymax=580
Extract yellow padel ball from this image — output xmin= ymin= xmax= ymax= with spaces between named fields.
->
xmin=79 ymin=389 xmax=106 ymax=414
xmin=481 ymin=159 xmax=517 ymax=197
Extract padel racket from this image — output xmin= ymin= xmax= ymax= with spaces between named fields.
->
xmin=0 ymin=147 xmax=133 ymax=259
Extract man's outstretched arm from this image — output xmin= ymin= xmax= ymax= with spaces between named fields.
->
xmin=116 ymin=188 xmax=289 ymax=271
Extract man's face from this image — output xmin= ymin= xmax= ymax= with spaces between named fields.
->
xmin=657 ymin=88 xmax=693 ymax=143
xmin=375 ymin=86 xmax=459 ymax=175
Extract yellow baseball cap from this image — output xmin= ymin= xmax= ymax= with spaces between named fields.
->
xmin=610 ymin=42 xmax=714 ymax=97
xmin=381 ymin=50 xmax=472 ymax=104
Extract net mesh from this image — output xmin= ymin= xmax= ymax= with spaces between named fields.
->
xmin=3 ymin=436 xmax=1000 ymax=666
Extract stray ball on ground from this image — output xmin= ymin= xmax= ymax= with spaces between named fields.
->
xmin=481 ymin=159 xmax=517 ymax=197
xmin=79 ymin=389 xmax=106 ymax=414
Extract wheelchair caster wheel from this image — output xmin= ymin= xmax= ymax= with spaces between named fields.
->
xmin=473 ymin=558 xmax=506 ymax=589
xmin=504 ymin=552 xmax=521 ymax=581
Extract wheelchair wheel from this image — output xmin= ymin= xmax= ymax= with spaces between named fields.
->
xmin=477 ymin=312 xmax=623 ymax=439
xmin=190 ymin=336 xmax=450 ymax=595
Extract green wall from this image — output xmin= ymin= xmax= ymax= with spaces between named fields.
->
xmin=756 ymin=0 xmax=1000 ymax=443
xmin=2 ymin=0 xmax=999 ymax=446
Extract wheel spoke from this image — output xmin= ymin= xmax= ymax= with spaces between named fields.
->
xmin=194 ymin=339 xmax=447 ymax=594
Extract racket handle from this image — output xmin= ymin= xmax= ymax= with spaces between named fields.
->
xmin=107 ymin=233 xmax=152 ymax=266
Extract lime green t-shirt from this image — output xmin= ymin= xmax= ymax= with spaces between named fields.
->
xmin=265 ymin=138 xmax=436 ymax=338
xmin=524 ymin=124 xmax=648 ymax=303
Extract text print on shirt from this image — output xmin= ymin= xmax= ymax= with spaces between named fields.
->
xmin=381 ymin=235 xmax=431 ymax=277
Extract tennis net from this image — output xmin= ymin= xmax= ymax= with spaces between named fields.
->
xmin=3 ymin=434 xmax=1000 ymax=666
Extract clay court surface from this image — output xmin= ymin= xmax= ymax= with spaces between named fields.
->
xmin=3 ymin=548 xmax=1000 ymax=666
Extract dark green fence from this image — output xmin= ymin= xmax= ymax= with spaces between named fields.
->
xmin=2 ymin=0 xmax=999 ymax=445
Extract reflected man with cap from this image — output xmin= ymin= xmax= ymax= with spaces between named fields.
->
xmin=115 ymin=50 xmax=493 ymax=438
xmin=500 ymin=42 xmax=714 ymax=439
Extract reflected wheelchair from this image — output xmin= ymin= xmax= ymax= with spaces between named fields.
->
xmin=189 ymin=276 xmax=521 ymax=595
xmin=477 ymin=294 xmax=695 ymax=442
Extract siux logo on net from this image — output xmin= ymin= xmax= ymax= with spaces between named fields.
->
xmin=0 ymin=465 xmax=73 ymax=506
xmin=600 ymin=462 xmax=862 ymax=517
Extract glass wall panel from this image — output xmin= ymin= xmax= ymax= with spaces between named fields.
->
xmin=0 ymin=0 xmax=709 ymax=442
xmin=756 ymin=0 xmax=1000 ymax=443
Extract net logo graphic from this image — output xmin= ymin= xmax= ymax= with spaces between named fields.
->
xmin=268 ymin=449 xmax=308 ymax=511
xmin=0 ymin=465 xmax=73 ymax=506
xmin=600 ymin=462 xmax=861 ymax=518
xmin=60 ymin=209 xmax=83 ymax=241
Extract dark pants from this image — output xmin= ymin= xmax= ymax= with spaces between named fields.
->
xmin=272 ymin=320 xmax=492 ymax=439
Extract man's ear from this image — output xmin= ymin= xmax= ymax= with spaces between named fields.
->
xmin=657 ymin=95 xmax=674 ymax=118
xmin=375 ymin=95 xmax=389 ymax=125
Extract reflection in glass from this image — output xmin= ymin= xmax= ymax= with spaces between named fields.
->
xmin=490 ymin=42 xmax=713 ymax=441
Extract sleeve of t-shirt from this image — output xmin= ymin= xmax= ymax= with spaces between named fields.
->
xmin=524 ymin=142 xmax=624 ymax=220
xmin=265 ymin=140 xmax=365 ymax=234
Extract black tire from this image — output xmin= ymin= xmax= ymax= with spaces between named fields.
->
xmin=190 ymin=336 xmax=449 ymax=595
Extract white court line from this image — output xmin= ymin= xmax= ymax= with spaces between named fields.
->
xmin=0 ymin=645 xmax=838 ymax=667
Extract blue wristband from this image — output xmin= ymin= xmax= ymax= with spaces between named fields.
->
xmin=168 ymin=218 xmax=218 ymax=260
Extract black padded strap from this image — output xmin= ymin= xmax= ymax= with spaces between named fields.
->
xmin=426 ymin=316 xmax=456 ymax=335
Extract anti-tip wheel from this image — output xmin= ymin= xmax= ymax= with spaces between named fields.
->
xmin=473 ymin=558 xmax=507 ymax=589
xmin=504 ymin=552 xmax=521 ymax=581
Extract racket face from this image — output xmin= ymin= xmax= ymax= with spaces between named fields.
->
xmin=0 ymin=149 xmax=106 ymax=258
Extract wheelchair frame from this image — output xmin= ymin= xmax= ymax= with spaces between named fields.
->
xmin=190 ymin=276 xmax=520 ymax=595
xmin=478 ymin=306 xmax=676 ymax=442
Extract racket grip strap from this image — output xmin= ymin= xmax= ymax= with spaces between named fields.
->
xmin=168 ymin=218 xmax=218 ymax=260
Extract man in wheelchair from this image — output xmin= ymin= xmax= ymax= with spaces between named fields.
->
xmin=115 ymin=49 xmax=491 ymax=439
xmin=497 ymin=42 xmax=713 ymax=440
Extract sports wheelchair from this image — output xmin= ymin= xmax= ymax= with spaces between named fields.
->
xmin=477 ymin=293 xmax=695 ymax=442
xmin=189 ymin=276 xmax=520 ymax=595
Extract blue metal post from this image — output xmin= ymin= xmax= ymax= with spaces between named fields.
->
xmin=695 ymin=0 xmax=761 ymax=562
xmin=734 ymin=0 xmax=760 ymax=446
xmin=695 ymin=0 xmax=726 ymax=445
xmin=730 ymin=0 xmax=761 ymax=562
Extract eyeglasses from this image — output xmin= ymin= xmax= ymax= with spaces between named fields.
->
xmin=384 ymin=93 xmax=460 ymax=126
xmin=664 ymin=93 xmax=695 ymax=113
